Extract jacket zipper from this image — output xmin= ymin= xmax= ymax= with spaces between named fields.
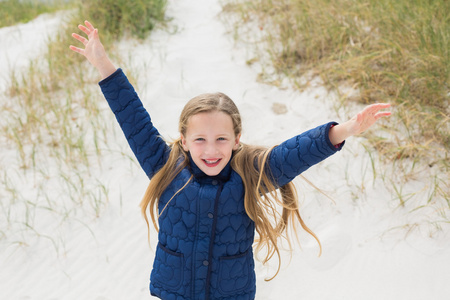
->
xmin=204 ymin=183 xmax=223 ymax=300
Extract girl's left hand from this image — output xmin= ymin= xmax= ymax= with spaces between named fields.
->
xmin=328 ymin=103 xmax=391 ymax=146
xmin=348 ymin=103 xmax=391 ymax=135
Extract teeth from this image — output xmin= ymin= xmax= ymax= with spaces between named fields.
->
xmin=205 ymin=159 xmax=219 ymax=164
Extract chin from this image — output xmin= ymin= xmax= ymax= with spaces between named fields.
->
xmin=202 ymin=168 xmax=222 ymax=176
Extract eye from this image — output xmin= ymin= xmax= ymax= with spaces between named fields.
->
xmin=195 ymin=138 xmax=205 ymax=142
xmin=217 ymin=137 xmax=227 ymax=141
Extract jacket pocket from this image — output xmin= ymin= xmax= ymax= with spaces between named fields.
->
xmin=151 ymin=242 xmax=184 ymax=291
xmin=217 ymin=249 xmax=253 ymax=295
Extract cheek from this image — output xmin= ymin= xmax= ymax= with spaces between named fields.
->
xmin=221 ymin=143 xmax=235 ymax=156
xmin=188 ymin=143 xmax=203 ymax=155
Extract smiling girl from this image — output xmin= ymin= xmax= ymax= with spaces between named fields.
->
xmin=71 ymin=21 xmax=391 ymax=300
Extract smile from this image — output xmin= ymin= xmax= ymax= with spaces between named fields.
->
xmin=203 ymin=159 xmax=221 ymax=167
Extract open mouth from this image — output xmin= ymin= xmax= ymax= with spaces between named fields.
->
xmin=203 ymin=159 xmax=221 ymax=167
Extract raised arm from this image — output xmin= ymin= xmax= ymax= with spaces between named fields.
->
xmin=99 ymin=70 xmax=170 ymax=178
xmin=268 ymin=122 xmax=342 ymax=187
xmin=70 ymin=21 xmax=170 ymax=178
xmin=268 ymin=103 xmax=391 ymax=187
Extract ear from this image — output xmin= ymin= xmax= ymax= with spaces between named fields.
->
xmin=180 ymin=134 xmax=189 ymax=152
xmin=233 ymin=133 xmax=241 ymax=150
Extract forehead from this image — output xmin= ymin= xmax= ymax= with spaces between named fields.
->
xmin=186 ymin=111 xmax=234 ymax=135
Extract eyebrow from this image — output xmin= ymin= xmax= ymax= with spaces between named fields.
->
xmin=190 ymin=133 xmax=233 ymax=138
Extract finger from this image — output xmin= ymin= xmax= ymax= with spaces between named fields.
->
xmin=85 ymin=20 xmax=95 ymax=31
xmin=375 ymin=111 xmax=392 ymax=119
xmin=72 ymin=33 xmax=88 ymax=45
xmin=93 ymin=28 xmax=99 ymax=40
xmin=78 ymin=24 xmax=90 ymax=36
xmin=69 ymin=45 xmax=85 ymax=55
xmin=364 ymin=103 xmax=391 ymax=116
xmin=360 ymin=104 xmax=378 ymax=115
xmin=372 ymin=103 xmax=391 ymax=111
xmin=367 ymin=103 xmax=384 ymax=112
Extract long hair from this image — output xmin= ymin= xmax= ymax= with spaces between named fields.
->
xmin=140 ymin=92 xmax=321 ymax=280
xmin=231 ymin=143 xmax=321 ymax=280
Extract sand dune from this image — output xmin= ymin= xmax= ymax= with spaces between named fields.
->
xmin=1 ymin=1 xmax=449 ymax=299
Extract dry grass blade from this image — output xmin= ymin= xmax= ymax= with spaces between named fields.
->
xmin=222 ymin=0 xmax=449 ymax=231
xmin=1 ymin=0 xmax=167 ymax=251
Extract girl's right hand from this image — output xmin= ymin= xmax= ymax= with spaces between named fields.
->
xmin=70 ymin=20 xmax=116 ymax=79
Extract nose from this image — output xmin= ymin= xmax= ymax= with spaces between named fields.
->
xmin=204 ymin=141 xmax=218 ymax=155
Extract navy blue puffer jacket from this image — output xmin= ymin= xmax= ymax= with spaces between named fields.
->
xmin=99 ymin=69 xmax=344 ymax=300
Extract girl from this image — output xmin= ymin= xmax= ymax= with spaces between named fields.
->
xmin=70 ymin=21 xmax=391 ymax=300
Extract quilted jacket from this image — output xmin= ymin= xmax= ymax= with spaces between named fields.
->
xmin=99 ymin=69 xmax=344 ymax=300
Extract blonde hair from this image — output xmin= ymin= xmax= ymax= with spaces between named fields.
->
xmin=140 ymin=92 xmax=321 ymax=280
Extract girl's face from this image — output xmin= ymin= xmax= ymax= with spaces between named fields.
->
xmin=181 ymin=111 xmax=241 ymax=176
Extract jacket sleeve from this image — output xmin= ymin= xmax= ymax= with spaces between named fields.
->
xmin=267 ymin=122 xmax=344 ymax=187
xmin=99 ymin=68 xmax=170 ymax=178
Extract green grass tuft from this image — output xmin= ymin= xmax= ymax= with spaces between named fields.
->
xmin=0 ymin=0 xmax=71 ymax=28
xmin=1 ymin=0 xmax=167 ymax=250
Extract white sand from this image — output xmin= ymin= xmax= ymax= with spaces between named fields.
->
xmin=1 ymin=1 xmax=449 ymax=299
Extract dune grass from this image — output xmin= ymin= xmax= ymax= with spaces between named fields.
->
xmin=222 ymin=0 xmax=449 ymax=229
xmin=1 ymin=0 xmax=167 ymax=251
xmin=0 ymin=0 xmax=71 ymax=28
